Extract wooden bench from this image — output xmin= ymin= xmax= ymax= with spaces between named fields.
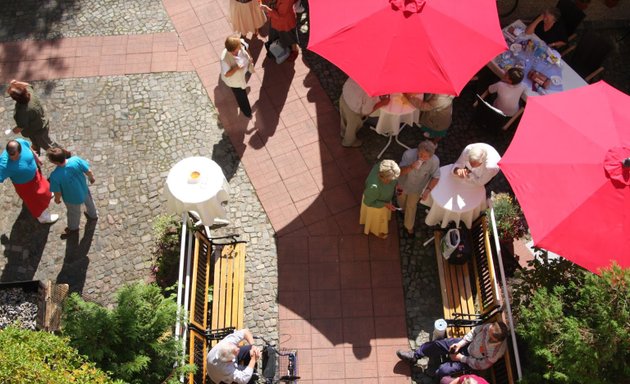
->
xmin=433 ymin=215 xmax=516 ymax=384
xmin=187 ymin=232 xmax=247 ymax=384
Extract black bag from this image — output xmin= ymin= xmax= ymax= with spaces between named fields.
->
xmin=444 ymin=227 xmax=473 ymax=265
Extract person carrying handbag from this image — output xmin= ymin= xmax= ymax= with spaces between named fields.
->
xmin=220 ymin=35 xmax=255 ymax=119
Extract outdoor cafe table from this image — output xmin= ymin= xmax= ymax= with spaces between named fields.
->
xmin=424 ymin=164 xmax=487 ymax=229
xmin=372 ymin=93 xmax=420 ymax=158
xmin=164 ymin=156 xmax=230 ymax=226
xmin=488 ymin=20 xmax=588 ymax=99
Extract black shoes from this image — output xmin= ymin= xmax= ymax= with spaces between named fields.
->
xmin=396 ymin=350 xmax=417 ymax=365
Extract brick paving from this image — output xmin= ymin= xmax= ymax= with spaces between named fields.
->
xmin=0 ymin=1 xmax=628 ymax=383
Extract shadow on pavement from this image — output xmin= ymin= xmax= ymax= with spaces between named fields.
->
xmin=0 ymin=206 xmax=50 ymax=282
xmin=55 ymin=219 xmax=97 ymax=294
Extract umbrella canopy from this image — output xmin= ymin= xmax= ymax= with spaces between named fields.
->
xmin=307 ymin=0 xmax=506 ymax=96
xmin=499 ymin=81 xmax=630 ymax=273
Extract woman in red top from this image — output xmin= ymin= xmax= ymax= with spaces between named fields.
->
xmin=261 ymin=0 xmax=299 ymax=61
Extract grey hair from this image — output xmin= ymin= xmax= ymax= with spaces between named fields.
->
xmin=461 ymin=378 xmax=478 ymax=384
xmin=378 ymin=160 xmax=401 ymax=180
xmin=468 ymin=145 xmax=487 ymax=164
xmin=217 ymin=342 xmax=238 ymax=362
xmin=417 ymin=140 xmax=437 ymax=156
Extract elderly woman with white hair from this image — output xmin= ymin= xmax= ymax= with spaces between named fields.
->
xmin=452 ymin=143 xmax=501 ymax=186
xmin=206 ymin=328 xmax=261 ymax=384
xmin=360 ymin=159 xmax=401 ymax=239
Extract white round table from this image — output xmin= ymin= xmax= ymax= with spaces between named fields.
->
xmin=374 ymin=93 xmax=420 ymax=136
xmin=164 ymin=157 xmax=230 ymax=226
xmin=372 ymin=94 xmax=420 ymax=158
xmin=424 ymin=164 xmax=487 ymax=228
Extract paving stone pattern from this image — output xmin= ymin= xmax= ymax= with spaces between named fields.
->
xmin=0 ymin=0 xmax=173 ymax=42
xmin=0 ymin=74 xmax=278 ymax=342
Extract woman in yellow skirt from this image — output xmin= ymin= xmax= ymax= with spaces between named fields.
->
xmin=360 ymin=160 xmax=400 ymax=239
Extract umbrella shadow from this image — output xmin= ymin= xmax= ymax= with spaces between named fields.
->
xmin=0 ymin=205 xmax=50 ymax=282
xmin=271 ymin=55 xmax=410 ymax=369
xmin=55 ymin=219 xmax=96 ymax=294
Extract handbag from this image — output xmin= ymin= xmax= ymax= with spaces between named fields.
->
xmin=441 ymin=227 xmax=473 ymax=265
xmin=268 ymin=40 xmax=290 ymax=64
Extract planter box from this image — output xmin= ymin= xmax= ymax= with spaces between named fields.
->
xmin=0 ymin=280 xmax=69 ymax=331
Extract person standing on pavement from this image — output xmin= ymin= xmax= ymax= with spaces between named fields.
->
xmin=220 ymin=35 xmax=255 ymax=119
xmin=0 ymin=139 xmax=58 ymax=224
xmin=229 ymin=0 xmax=267 ymax=40
xmin=397 ymin=140 xmax=440 ymax=238
xmin=260 ymin=0 xmax=300 ymax=62
xmin=339 ymin=77 xmax=390 ymax=147
xmin=360 ymin=159 xmax=400 ymax=239
xmin=46 ymin=148 xmax=98 ymax=239
xmin=206 ymin=328 xmax=261 ymax=384
xmin=6 ymin=79 xmax=59 ymax=155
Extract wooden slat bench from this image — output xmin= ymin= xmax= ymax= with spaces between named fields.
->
xmin=187 ymin=232 xmax=247 ymax=384
xmin=433 ymin=215 xmax=515 ymax=384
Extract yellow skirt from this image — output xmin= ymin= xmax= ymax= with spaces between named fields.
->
xmin=359 ymin=201 xmax=392 ymax=238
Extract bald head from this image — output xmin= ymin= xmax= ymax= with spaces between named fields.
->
xmin=6 ymin=140 xmax=22 ymax=161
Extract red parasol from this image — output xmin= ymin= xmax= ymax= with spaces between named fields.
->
xmin=499 ymin=81 xmax=630 ymax=273
xmin=307 ymin=0 xmax=507 ymax=96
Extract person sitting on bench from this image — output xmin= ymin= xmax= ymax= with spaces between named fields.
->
xmin=206 ymin=328 xmax=261 ymax=384
xmin=396 ymin=321 xmax=508 ymax=380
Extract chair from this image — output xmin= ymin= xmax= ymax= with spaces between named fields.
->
xmin=473 ymin=93 xmax=523 ymax=131
xmin=556 ymin=0 xmax=586 ymax=41
xmin=563 ymin=31 xmax=613 ymax=83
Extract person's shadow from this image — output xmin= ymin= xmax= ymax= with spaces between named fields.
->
xmin=0 ymin=206 xmax=50 ymax=282
xmin=55 ymin=219 xmax=97 ymax=294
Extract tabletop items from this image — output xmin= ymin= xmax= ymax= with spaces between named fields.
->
xmin=424 ymin=165 xmax=488 ymax=229
xmin=164 ymin=157 xmax=230 ymax=227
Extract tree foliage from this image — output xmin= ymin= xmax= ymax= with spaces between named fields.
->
xmin=512 ymin=254 xmax=630 ymax=384
xmin=0 ymin=326 xmax=122 ymax=384
xmin=62 ymin=282 xmax=194 ymax=384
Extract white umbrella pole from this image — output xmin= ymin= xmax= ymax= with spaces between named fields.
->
xmin=488 ymin=200 xmax=523 ymax=381
xmin=175 ymin=213 xmax=189 ymax=382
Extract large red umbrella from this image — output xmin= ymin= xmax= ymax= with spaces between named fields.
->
xmin=307 ymin=0 xmax=506 ymax=96
xmin=499 ymin=81 xmax=630 ymax=273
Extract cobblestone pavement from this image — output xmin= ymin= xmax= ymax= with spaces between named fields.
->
xmin=0 ymin=0 xmax=173 ymax=42
xmin=0 ymin=73 xmax=277 ymax=341
xmin=0 ymin=0 xmax=627 ymax=382
xmin=299 ymin=1 xmax=630 ymax=382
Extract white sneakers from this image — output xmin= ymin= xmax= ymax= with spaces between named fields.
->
xmin=38 ymin=212 xmax=59 ymax=224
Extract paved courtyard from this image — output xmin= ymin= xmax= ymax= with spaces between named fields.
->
xmin=0 ymin=1 xmax=629 ymax=383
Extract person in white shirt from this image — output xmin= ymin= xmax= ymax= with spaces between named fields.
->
xmin=452 ymin=143 xmax=501 ymax=186
xmin=220 ymin=36 xmax=254 ymax=118
xmin=487 ymin=68 xmax=525 ymax=117
xmin=339 ymin=77 xmax=390 ymax=147
xmin=206 ymin=328 xmax=260 ymax=384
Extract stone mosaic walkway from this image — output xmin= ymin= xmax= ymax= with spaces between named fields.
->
xmin=1 ymin=0 xmax=629 ymax=383
xmin=0 ymin=0 xmax=410 ymax=382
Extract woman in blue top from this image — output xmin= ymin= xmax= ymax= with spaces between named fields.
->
xmin=0 ymin=139 xmax=58 ymax=223
xmin=46 ymin=148 xmax=98 ymax=238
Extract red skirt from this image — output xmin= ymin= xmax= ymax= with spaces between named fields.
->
xmin=13 ymin=169 xmax=52 ymax=218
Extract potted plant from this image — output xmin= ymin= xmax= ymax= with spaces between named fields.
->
xmin=490 ymin=192 xmax=528 ymax=243
xmin=490 ymin=193 xmax=529 ymax=275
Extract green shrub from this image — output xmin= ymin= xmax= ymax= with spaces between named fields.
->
xmin=152 ymin=215 xmax=183 ymax=288
xmin=0 ymin=326 xmax=122 ymax=384
xmin=513 ymin=261 xmax=630 ymax=383
xmin=62 ymin=282 xmax=194 ymax=384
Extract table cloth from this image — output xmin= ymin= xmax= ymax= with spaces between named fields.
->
xmin=164 ymin=157 xmax=230 ymax=226
xmin=424 ymin=165 xmax=487 ymax=228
